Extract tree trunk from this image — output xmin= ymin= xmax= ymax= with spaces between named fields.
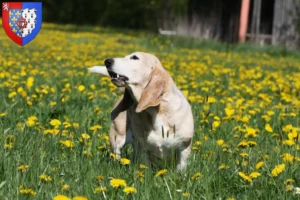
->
xmin=272 ymin=0 xmax=300 ymax=49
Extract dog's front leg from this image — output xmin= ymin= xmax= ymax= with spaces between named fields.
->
xmin=176 ymin=145 xmax=191 ymax=172
xmin=131 ymin=143 xmax=150 ymax=166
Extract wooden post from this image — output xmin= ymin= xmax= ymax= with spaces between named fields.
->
xmin=239 ymin=0 xmax=251 ymax=43
xmin=251 ymin=0 xmax=262 ymax=43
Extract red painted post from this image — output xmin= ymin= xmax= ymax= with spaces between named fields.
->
xmin=239 ymin=0 xmax=251 ymax=43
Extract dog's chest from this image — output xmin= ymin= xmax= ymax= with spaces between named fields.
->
xmin=129 ymin=108 xmax=183 ymax=157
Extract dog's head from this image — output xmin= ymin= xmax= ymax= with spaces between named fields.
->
xmin=105 ymin=52 xmax=170 ymax=115
xmin=104 ymin=52 xmax=163 ymax=87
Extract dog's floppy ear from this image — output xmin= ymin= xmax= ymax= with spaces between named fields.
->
xmin=111 ymin=88 xmax=133 ymax=120
xmin=136 ymin=67 xmax=166 ymax=113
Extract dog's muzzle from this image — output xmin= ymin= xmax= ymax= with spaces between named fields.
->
xmin=104 ymin=58 xmax=129 ymax=86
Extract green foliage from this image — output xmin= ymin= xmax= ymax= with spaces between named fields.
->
xmin=39 ymin=0 xmax=188 ymax=30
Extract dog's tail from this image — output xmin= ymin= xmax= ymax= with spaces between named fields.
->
xmin=88 ymin=66 xmax=110 ymax=77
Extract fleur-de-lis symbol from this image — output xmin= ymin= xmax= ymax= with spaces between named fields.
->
xmin=3 ymin=3 xmax=9 ymax=11
xmin=11 ymin=17 xmax=17 ymax=22
xmin=16 ymin=11 xmax=21 ymax=17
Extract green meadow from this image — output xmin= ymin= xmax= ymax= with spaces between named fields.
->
xmin=0 ymin=22 xmax=300 ymax=199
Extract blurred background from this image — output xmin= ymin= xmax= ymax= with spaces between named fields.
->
xmin=1 ymin=0 xmax=300 ymax=50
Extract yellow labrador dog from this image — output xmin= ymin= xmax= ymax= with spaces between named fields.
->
xmin=89 ymin=52 xmax=194 ymax=171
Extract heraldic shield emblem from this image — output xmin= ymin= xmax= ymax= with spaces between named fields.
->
xmin=2 ymin=2 xmax=42 ymax=46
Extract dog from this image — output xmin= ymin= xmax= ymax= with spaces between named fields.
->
xmin=89 ymin=52 xmax=194 ymax=171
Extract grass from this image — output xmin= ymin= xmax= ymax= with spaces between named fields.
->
xmin=0 ymin=21 xmax=300 ymax=200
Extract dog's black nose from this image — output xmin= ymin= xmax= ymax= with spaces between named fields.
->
xmin=104 ymin=59 xmax=114 ymax=69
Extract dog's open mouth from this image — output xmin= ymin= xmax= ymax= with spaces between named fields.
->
xmin=107 ymin=70 xmax=129 ymax=82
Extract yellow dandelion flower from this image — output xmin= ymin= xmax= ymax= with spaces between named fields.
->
xmin=40 ymin=174 xmax=52 ymax=182
xmin=217 ymin=139 xmax=224 ymax=146
xmin=103 ymin=135 xmax=109 ymax=141
xmin=282 ymin=139 xmax=295 ymax=146
xmin=212 ymin=120 xmax=221 ymax=129
xmin=18 ymin=164 xmax=29 ymax=173
xmin=192 ymin=146 xmax=198 ymax=151
xmin=288 ymin=130 xmax=298 ymax=140
xmin=97 ymin=146 xmax=106 ymax=151
xmin=26 ymin=119 xmax=36 ymax=127
xmin=110 ymin=153 xmax=117 ymax=160
xmin=282 ymin=124 xmax=293 ymax=133
xmin=218 ymin=163 xmax=230 ymax=169
xmin=73 ymin=123 xmax=80 ymax=127
xmin=214 ymin=116 xmax=220 ymax=121
xmin=262 ymin=115 xmax=271 ymax=122
xmin=240 ymin=152 xmax=249 ymax=157
xmin=50 ymin=119 xmax=61 ymax=127
xmin=182 ymin=90 xmax=189 ymax=97
xmin=50 ymin=101 xmax=57 ymax=106
xmin=94 ymin=108 xmax=102 ymax=114
xmin=0 ymin=112 xmax=6 ymax=117
xmin=53 ymin=195 xmax=70 ymax=200
xmin=19 ymin=188 xmax=36 ymax=196
xmin=286 ymin=185 xmax=293 ymax=192
xmin=237 ymin=141 xmax=248 ymax=148
xmin=155 ymin=169 xmax=167 ymax=177
xmin=247 ymin=141 xmax=257 ymax=147
xmin=90 ymin=125 xmax=102 ymax=131
xmin=194 ymin=141 xmax=202 ymax=146
xmin=81 ymin=133 xmax=90 ymax=139
xmin=4 ymin=142 xmax=14 ymax=149
xmin=282 ymin=153 xmax=294 ymax=163
xmin=248 ymin=110 xmax=256 ymax=115
xmin=265 ymin=124 xmax=273 ymax=132
xmin=96 ymin=175 xmax=105 ymax=181
xmin=139 ymin=164 xmax=148 ymax=169
xmin=240 ymin=115 xmax=250 ymax=123
xmin=26 ymin=77 xmax=34 ymax=89
xmin=123 ymin=186 xmax=137 ymax=195
xmin=207 ymin=96 xmax=216 ymax=103
xmin=19 ymin=185 xmax=36 ymax=196
xmin=238 ymin=172 xmax=252 ymax=183
xmin=136 ymin=171 xmax=144 ymax=181
xmin=249 ymin=172 xmax=261 ymax=179
xmin=271 ymin=164 xmax=285 ymax=177
xmin=225 ymin=107 xmax=235 ymax=116
xmin=110 ymin=178 xmax=127 ymax=188
xmin=120 ymin=158 xmax=130 ymax=165
xmin=255 ymin=161 xmax=264 ymax=169
xmin=28 ymin=116 xmax=37 ymax=121
xmin=284 ymin=178 xmax=295 ymax=185
xmin=63 ymin=123 xmax=72 ymax=130
xmin=245 ymin=127 xmax=257 ymax=137
xmin=182 ymin=192 xmax=190 ymax=197
xmin=59 ymin=140 xmax=74 ymax=148
xmin=94 ymin=187 xmax=107 ymax=193
xmin=62 ymin=184 xmax=69 ymax=191
xmin=78 ymin=85 xmax=85 ymax=92
xmin=191 ymin=172 xmax=201 ymax=180
xmin=8 ymin=91 xmax=17 ymax=98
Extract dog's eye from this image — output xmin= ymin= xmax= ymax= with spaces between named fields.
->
xmin=130 ymin=55 xmax=139 ymax=60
